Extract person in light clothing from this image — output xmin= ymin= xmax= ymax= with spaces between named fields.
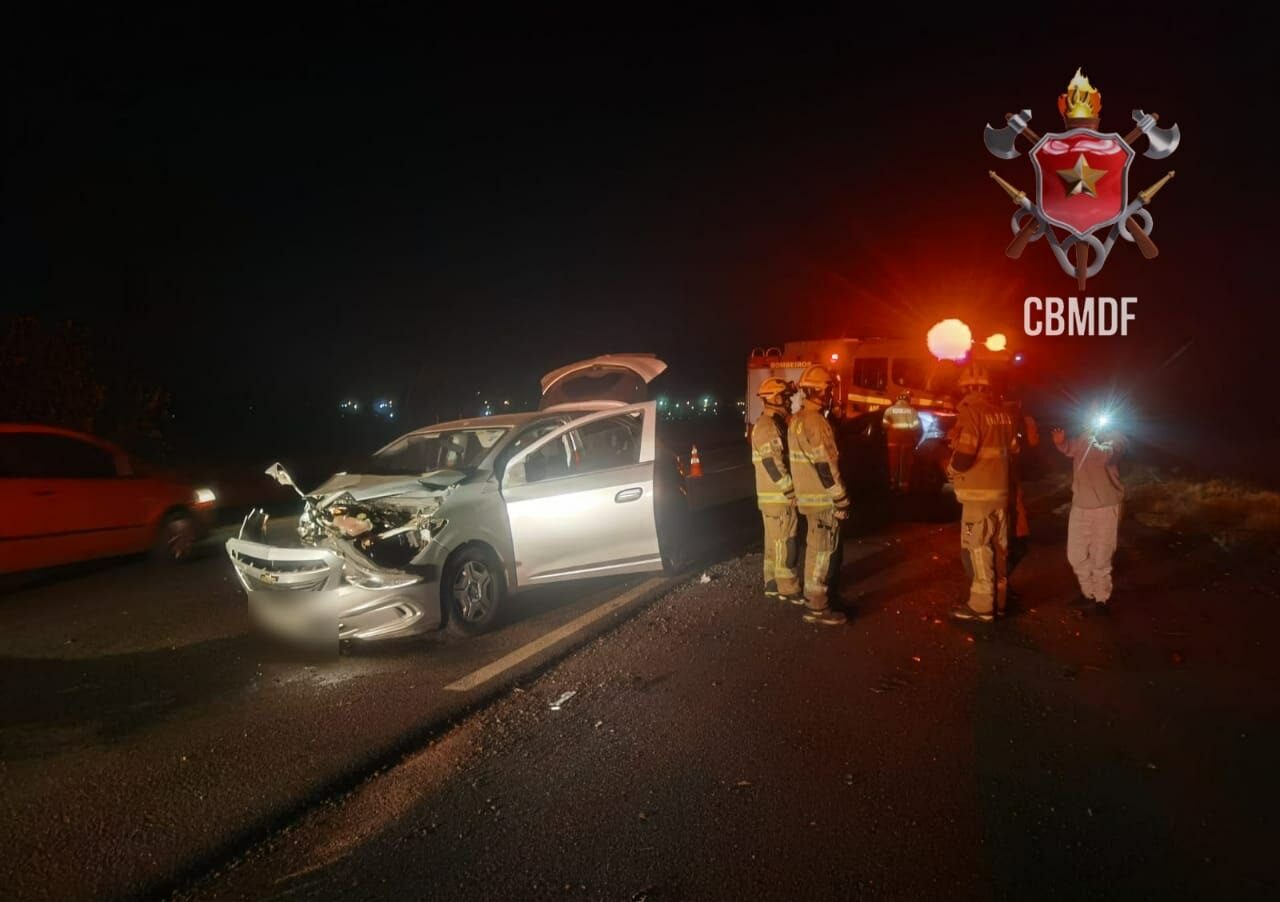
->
xmin=1052 ymin=421 xmax=1126 ymax=615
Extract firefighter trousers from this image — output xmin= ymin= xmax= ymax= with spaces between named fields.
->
xmin=887 ymin=436 xmax=915 ymax=491
xmin=760 ymin=506 xmax=801 ymax=596
xmin=1067 ymin=503 xmax=1120 ymax=603
xmin=800 ymin=507 xmax=843 ymax=611
xmin=960 ymin=502 xmax=1008 ymax=614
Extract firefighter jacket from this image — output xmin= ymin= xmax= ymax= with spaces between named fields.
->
xmin=789 ymin=400 xmax=850 ymax=513
xmin=882 ymin=401 xmax=922 ymax=437
xmin=948 ymin=391 xmax=1015 ymax=506
xmin=751 ymin=406 xmax=795 ymax=512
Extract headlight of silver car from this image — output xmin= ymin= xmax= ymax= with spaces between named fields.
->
xmin=343 ymin=563 xmax=420 ymax=590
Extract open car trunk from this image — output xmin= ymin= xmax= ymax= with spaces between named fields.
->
xmin=539 ymin=354 xmax=668 ymax=410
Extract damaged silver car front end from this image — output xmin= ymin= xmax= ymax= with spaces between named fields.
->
xmin=226 ymin=464 xmax=456 ymax=651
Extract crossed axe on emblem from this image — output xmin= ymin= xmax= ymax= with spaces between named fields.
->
xmin=983 ymin=108 xmax=1179 ymax=288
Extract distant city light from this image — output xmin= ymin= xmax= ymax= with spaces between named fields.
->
xmin=985 ymin=333 xmax=1008 ymax=352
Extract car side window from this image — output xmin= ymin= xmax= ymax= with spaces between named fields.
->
xmin=569 ymin=413 xmax=642 ymax=474
xmin=0 ymin=436 xmax=20 ymax=477
xmin=496 ymin=420 xmax=563 ymax=476
xmin=0 ymin=434 xmax=117 ymax=478
xmin=522 ymin=434 xmax=573 ymax=483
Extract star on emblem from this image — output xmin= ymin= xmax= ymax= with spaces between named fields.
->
xmin=1056 ymin=154 xmax=1107 ymax=198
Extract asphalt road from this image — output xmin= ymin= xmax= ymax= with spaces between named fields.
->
xmin=0 ymin=464 xmax=755 ymax=902
xmin=172 ymin=491 xmax=1280 ymax=902
xmin=3 ymin=473 xmax=1278 ymax=901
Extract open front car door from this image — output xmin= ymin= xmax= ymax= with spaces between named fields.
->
xmin=500 ymin=401 xmax=663 ymax=586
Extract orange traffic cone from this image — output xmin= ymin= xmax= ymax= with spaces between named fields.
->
xmin=688 ymin=445 xmax=703 ymax=478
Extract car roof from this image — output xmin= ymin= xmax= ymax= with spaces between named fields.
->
xmin=0 ymin=423 xmax=123 ymax=453
xmin=395 ymin=411 xmax=546 ymax=438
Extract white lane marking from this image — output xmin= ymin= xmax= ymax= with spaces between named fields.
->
xmin=444 ymin=576 xmax=668 ymax=692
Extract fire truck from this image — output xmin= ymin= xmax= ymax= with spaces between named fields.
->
xmin=745 ymin=338 xmax=1019 ymax=496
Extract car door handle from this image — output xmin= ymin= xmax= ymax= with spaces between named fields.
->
xmin=614 ymin=487 xmax=643 ymax=503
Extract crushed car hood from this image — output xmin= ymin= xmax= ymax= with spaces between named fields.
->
xmin=310 ymin=471 xmax=467 ymax=503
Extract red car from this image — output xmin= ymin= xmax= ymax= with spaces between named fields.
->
xmin=0 ymin=424 xmax=217 ymax=574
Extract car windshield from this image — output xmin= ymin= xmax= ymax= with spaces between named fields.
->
xmin=368 ymin=428 xmax=509 ymax=474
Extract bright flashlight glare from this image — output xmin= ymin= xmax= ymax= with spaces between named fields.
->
xmin=927 ymin=319 xmax=973 ymax=361
xmin=985 ymin=333 xmax=1007 ymax=352
xmin=1093 ymin=413 xmax=1111 ymax=430
xmin=195 ymin=488 xmax=217 ymax=505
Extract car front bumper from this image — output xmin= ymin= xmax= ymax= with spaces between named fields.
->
xmin=225 ymin=538 xmax=441 ymax=649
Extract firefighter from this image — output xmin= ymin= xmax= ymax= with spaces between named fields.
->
xmin=1052 ymin=419 xmax=1126 ymax=615
xmin=882 ymin=391 xmax=923 ymax=492
xmin=789 ymin=365 xmax=851 ymax=626
xmin=947 ymin=362 xmax=1015 ymax=622
xmin=751 ymin=377 xmax=801 ymax=601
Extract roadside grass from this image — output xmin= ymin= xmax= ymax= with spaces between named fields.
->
xmin=1123 ymin=464 xmax=1280 ymax=551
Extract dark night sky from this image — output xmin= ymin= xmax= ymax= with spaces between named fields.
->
xmin=3 ymin=9 xmax=1277 ymax=456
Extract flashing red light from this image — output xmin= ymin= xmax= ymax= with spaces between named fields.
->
xmin=927 ymin=319 xmax=973 ymax=362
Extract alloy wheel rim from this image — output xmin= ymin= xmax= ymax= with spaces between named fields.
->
xmin=453 ymin=560 xmax=493 ymax=621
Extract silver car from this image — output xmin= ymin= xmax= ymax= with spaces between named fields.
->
xmin=225 ymin=355 xmax=684 ymax=649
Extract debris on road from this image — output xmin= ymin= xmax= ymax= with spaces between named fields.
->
xmin=699 ymin=572 xmax=712 ymax=584
xmin=549 ymin=690 xmax=576 ymax=711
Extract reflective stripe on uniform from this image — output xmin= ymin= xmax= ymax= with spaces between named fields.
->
xmin=955 ymin=487 xmax=1008 ymax=502
xmin=797 ymin=493 xmax=833 ymax=506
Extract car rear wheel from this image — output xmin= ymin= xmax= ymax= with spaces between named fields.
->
xmin=152 ymin=511 xmax=198 ymax=563
xmin=444 ymin=546 xmax=505 ymax=636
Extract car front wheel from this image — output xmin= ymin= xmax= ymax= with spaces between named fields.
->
xmin=444 ymin=546 xmax=506 ymax=636
xmin=152 ymin=511 xmax=198 ymax=563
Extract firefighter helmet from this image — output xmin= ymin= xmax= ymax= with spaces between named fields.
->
xmin=897 ymin=391 xmax=911 ymax=403
xmin=756 ymin=376 xmax=794 ymax=401
xmin=797 ymin=365 xmax=835 ymax=391
xmin=958 ymin=362 xmax=990 ymax=388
